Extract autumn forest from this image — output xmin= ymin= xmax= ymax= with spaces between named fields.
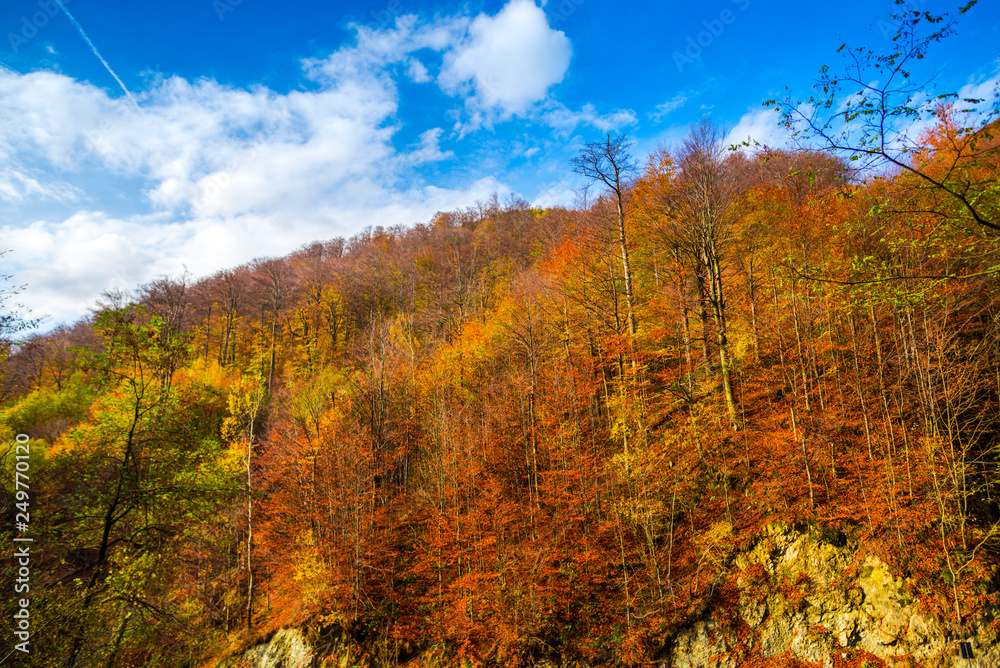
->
xmin=2 ymin=7 xmax=1000 ymax=668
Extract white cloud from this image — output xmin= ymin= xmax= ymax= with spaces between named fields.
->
xmin=0 ymin=168 xmax=80 ymax=204
xmin=0 ymin=1 xmax=611 ymax=328
xmin=403 ymin=128 xmax=453 ymax=165
xmin=306 ymin=13 xmax=467 ymax=84
xmin=0 ymin=19 xmax=510 ymax=327
xmin=725 ymin=107 xmax=793 ymax=152
xmin=541 ymin=102 xmax=637 ymax=137
xmin=438 ymin=0 xmax=571 ymax=125
xmin=3 ymin=213 xmax=177 ymax=323
xmin=406 ymin=58 xmax=431 ymax=83
xmin=531 ymin=178 xmax=579 ymax=208
xmin=0 ymin=70 xmax=116 ymax=167
xmin=649 ymin=94 xmax=687 ymax=122
xmin=6 ymin=175 xmax=508 ymax=327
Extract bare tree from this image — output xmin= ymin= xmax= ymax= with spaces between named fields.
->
xmin=252 ymin=258 xmax=295 ymax=393
xmin=212 ymin=269 xmax=248 ymax=366
xmin=573 ymin=133 xmax=640 ymax=339
xmin=140 ymin=272 xmax=192 ymax=337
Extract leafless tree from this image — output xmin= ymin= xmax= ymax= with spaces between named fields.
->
xmin=573 ymin=133 xmax=640 ymax=339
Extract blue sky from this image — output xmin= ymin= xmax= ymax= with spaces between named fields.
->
xmin=0 ymin=0 xmax=997 ymax=328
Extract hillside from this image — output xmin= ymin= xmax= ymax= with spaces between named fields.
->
xmin=1 ymin=103 xmax=999 ymax=667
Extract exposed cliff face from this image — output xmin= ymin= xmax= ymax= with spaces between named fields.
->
xmin=666 ymin=526 xmax=998 ymax=668
xmin=214 ymin=628 xmax=458 ymax=668
xmin=215 ymin=527 xmax=998 ymax=668
xmin=217 ymin=628 xmax=313 ymax=668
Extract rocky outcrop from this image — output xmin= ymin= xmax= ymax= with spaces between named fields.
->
xmin=216 ymin=527 xmax=998 ymax=668
xmin=665 ymin=525 xmax=999 ymax=667
xmin=217 ymin=628 xmax=314 ymax=668
xmin=215 ymin=629 xmax=457 ymax=668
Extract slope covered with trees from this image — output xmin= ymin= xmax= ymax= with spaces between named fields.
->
xmin=2 ymin=7 xmax=999 ymax=666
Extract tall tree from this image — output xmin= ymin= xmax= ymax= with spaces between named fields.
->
xmin=252 ymin=258 xmax=294 ymax=393
xmin=573 ymin=133 xmax=640 ymax=340
xmin=676 ymin=118 xmax=743 ymax=428
xmin=222 ymin=368 xmax=268 ymax=630
xmin=212 ymin=268 xmax=248 ymax=366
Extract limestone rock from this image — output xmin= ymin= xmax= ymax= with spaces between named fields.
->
xmin=669 ymin=620 xmax=735 ymax=668
xmin=664 ymin=525 xmax=999 ymax=668
xmin=218 ymin=628 xmax=314 ymax=668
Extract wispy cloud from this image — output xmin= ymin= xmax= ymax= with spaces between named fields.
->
xmin=649 ymin=93 xmax=687 ymax=122
xmin=541 ymin=102 xmax=637 ymax=137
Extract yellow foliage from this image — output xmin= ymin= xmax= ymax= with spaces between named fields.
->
xmin=291 ymin=529 xmax=331 ymax=610
xmin=175 ymin=357 xmax=234 ymax=392
xmin=221 ymin=372 xmax=267 ymax=445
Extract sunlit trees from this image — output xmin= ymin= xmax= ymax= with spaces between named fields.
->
xmin=222 ymin=367 xmax=267 ymax=630
xmin=44 ymin=304 xmax=236 ymax=666
xmin=251 ymin=258 xmax=296 ymax=394
xmin=290 ymin=240 xmax=345 ymax=370
xmin=630 ymin=120 xmax=745 ymax=428
xmin=676 ymin=119 xmax=744 ymax=428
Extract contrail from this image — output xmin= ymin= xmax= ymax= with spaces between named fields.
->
xmin=0 ymin=60 xmax=21 ymax=75
xmin=53 ymin=0 xmax=139 ymax=109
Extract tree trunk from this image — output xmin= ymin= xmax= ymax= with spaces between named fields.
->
xmin=705 ymin=245 xmax=737 ymax=429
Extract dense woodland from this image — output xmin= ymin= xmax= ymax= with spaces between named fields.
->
xmin=2 ymin=7 xmax=1000 ymax=667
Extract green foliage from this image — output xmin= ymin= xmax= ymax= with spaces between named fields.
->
xmin=0 ymin=372 xmax=94 ymax=442
xmin=15 ymin=304 xmax=243 ymax=667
